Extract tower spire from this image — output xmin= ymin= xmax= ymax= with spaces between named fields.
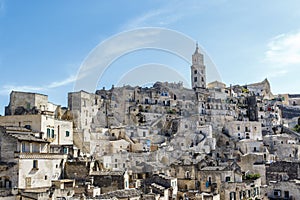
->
xmin=191 ymin=41 xmax=206 ymax=90
xmin=195 ymin=42 xmax=199 ymax=54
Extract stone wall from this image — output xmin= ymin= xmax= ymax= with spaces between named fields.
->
xmin=0 ymin=131 xmax=18 ymax=162
xmin=64 ymin=161 xmax=90 ymax=184
xmin=93 ymin=174 xmax=124 ymax=193
xmin=266 ymin=161 xmax=300 ymax=183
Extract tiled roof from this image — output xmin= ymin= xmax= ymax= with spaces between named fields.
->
xmin=90 ymin=171 xmax=124 ymax=176
xmin=201 ymin=166 xmax=226 ymax=171
xmin=9 ymin=133 xmax=48 ymax=143
xmin=96 ymin=189 xmax=142 ymax=199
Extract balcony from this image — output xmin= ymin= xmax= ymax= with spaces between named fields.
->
xmin=14 ymin=152 xmax=67 ymax=159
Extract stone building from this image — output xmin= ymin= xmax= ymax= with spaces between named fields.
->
xmin=0 ymin=126 xmax=67 ymax=190
xmin=90 ymin=171 xmax=129 ymax=194
xmin=5 ymin=91 xmax=62 ymax=118
xmin=227 ymin=120 xmax=262 ymax=140
xmin=198 ymin=162 xmax=262 ymax=200
xmin=0 ymin=114 xmax=74 ymax=156
xmin=144 ymin=173 xmax=177 ymax=199
xmin=1 ymin=91 xmax=74 ymax=157
xmin=263 ymin=180 xmax=300 ymax=200
xmin=263 ymin=133 xmax=300 ymax=162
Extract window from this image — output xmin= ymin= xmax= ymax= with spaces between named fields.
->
xmin=143 ymin=131 xmax=146 ymax=137
xmin=237 ymin=126 xmax=240 ymax=131
xmin=21 ymin=143 xmax=26 ymax=152
xmin=45 ymin=175 xmax=47 ymax=180
xmin=63 ymin=147 xmax=68 ymax=154
xmin=115 ymin=164 xmax=118 ymax=168
xmin=229 ymin=192 xmax=236 ymax=200
xmin=194 ymin=70 xmax=197 ymax=74
xmin=47 ymin=128 xmax=50 ymax=138
xmin=246 ymin=133 xmax=250 ymax=139
xmin=194 ymin=77 xmax=197 ymax=82
xmin=66 ymin=131 xmax=70 ymax=137
xmin=33 ymin=160 xmax=38 ymax=169
xmin=225 ymin=176 xmax=231 ymax=182
xmin=51 ymin=129 xmax=55 ymax=138
xmin=274 ymin=190 xmax=281 ymax=197
xmin=185 ymin=171 xmax=190 ymax=179
xmin=284 ymin=191 xmax=289 ymax=198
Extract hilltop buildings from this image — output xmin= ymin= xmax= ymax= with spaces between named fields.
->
xmin=0 ymin=45 xmax=299 ymax=199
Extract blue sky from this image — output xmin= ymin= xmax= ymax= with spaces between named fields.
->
xmin=1 ymin=0 xmax=300 ymax=114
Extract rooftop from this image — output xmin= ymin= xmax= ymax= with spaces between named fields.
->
xmin=96 ymin=189 xmax=142 ymax=199
xmin=8 ymin=133 xmax=48 ymax=143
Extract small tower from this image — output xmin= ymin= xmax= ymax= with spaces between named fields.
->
xmin=191 ymin=43 xmax=206 ymax=90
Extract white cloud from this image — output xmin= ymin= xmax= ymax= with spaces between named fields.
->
xmin=121 ymin=0 xmax=228 ymax=30
xmin=124 ymin=9 xmax=167 ymax=29
xmin=265 ymin=30 xmax=300 ymax=66
xmin=121 ymin=1 xmax=199 ymax=30
xmin=0 ymin=74 xmax=77 ymax=96
xmin=0 ymin=85 xmax=44 ymax=95
xmin=48 ymin=74 xmax=77 ymax=88
xmin=0 ymin=0 xmax=5 ymax=16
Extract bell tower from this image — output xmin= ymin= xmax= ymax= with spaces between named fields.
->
xmin=191 ymin=43 xmax=206 ymax=90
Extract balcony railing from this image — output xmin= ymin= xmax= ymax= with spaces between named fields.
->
xmin=14 ymin=152 xmax=67 ymax=159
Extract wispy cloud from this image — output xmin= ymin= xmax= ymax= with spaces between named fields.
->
xmin=265 ymin=30 xmax=300 ymax=66
xmin=0 ymin=74 xmax=77 ymax=96
xmin=0 ymin=0 xmax=5 ymax=16
xmin=121 ymin=0 xmax=229 ymax=30
xmin=48 ymin=74 xmax=77 ymax=88
xmin=0 ymin=85 xmax=44 ymax=95
xmin=123 ymin=8 xmax=183 ymax=30
xmin=121 ymin=1 xmax=208 ymax=30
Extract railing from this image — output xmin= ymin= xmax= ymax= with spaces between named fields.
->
xmin=15 ymin=152 xmax=67 ymax=159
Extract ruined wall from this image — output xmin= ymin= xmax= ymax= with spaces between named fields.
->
xmin=266 ymin=161 xmax=300 ymax=183
xmin=64 ymin=161 xmax=90 ymax=184
xmin=6 ymin=91 xmax=49 ymax=116
xmin=93 ymin=175 xmax=124 ymax=193
xmin=0 ymin=131 xmax=18 ymax=162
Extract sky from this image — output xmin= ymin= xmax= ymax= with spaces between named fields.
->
xmin=1 ymin=0 xmax=300 ymax=114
